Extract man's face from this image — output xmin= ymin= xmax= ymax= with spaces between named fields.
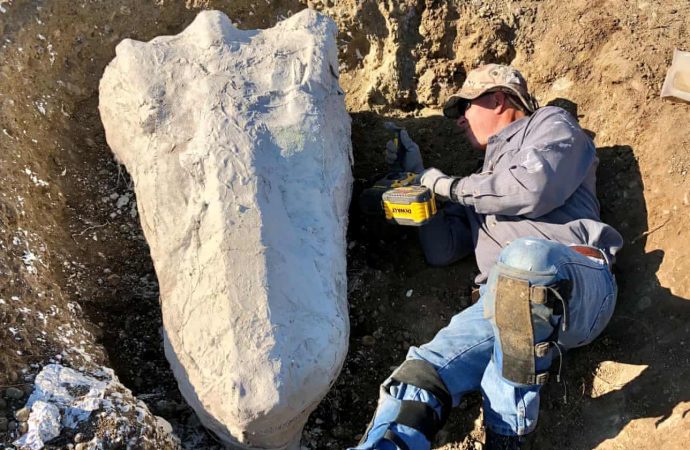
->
xmin=455 ymin=93 xmax=499 ymax=150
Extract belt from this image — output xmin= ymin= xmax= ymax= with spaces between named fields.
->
xmin=570 ymin=245 xmax=607 ymax=263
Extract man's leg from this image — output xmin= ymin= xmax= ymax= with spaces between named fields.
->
xmin=350 ymin=237 xmax=617 ymax=449
xmin=350 ymin=295 xmax=496 ymax=450
xmin=481 ymin=237 xmax=617 ymax=441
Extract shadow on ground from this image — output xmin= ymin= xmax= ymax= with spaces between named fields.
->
xmin=534 ymin=143 xmax=690 ymax=449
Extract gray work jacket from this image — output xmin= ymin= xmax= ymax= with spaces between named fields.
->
xmin=419 ymin=106 xmax=623 ymax=283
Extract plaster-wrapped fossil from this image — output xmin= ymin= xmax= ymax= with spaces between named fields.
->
xmin=99 ymin=9 xmax=352 ymax=449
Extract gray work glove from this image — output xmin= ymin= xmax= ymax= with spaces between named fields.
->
xmin=383 ymin=122 xmax=424 ymax=173
xmin=420 ymin=168 xmax=455 ymax=199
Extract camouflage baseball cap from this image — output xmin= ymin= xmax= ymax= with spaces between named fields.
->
xmin=443 ymin=64 xmax=539 ymax=118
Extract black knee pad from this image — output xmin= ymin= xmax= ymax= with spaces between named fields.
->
xmin=388 ymin=359 xmax=452 ymax=442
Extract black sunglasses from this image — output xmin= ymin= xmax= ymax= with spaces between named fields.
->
xmin=460 ymin=92 xmax=496 ymax=114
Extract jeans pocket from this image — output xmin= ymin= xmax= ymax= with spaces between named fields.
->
xmin=581 ymin=289 xmax=617 ymax=345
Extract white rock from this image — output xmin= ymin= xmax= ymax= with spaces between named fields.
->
xmin=15 ymin=364 xmax=179 ymax=449
xmin=13 ymin=401 xmax=61 ymax=450
xmin=25 ymin=364 xmax=107 ymax=428
xmin=99 ymin=9 xmax=352 ymax=450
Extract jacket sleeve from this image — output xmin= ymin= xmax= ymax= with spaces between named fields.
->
xmin=451 ymin=109 xmax=596 ymax=219
xmin=418 ymin=203 xmax=474 ymax=266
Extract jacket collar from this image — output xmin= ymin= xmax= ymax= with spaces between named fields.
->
xmin=492 ymin=115 xmax=530 ymax=143
xmin=483 ymin=115 xmax=531 ymax=170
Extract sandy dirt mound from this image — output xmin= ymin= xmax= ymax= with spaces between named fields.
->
xmin=1 ymin=0 xmax=689 ymax=449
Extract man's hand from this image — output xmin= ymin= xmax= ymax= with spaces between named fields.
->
xmin=420 ymin=168 xmax=455 ymax=199
xmin=383 ymin=123 xmax=424 ymax=173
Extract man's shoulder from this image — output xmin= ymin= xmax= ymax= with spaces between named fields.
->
xmin=527 ymin=105 xmax=590 ymax=143
xmin=531 ymin=105 xmax=578 ymax=125
xmin=502 ymin=106 xmax=579 ymax=141
xmin=498 ymin=105 xmax=588 ymax=148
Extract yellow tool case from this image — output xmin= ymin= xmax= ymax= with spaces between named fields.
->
xmin=382 ymin=185 xmax=437 ymax=226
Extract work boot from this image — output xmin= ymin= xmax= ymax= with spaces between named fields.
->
xmin=484 ymin=429 xmax=535 ymax=450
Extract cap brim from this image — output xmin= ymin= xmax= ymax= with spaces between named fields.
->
xmin=442 ymin=88 xmax=489 ymax=119
xmin=443 ymin=86 xmax=537 ymax=118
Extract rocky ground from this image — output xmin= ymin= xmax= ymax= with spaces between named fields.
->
xmin=1 ymin=0 xmax=689 ymax=449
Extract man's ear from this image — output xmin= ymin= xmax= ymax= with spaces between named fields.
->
xmin=493 ymin=91 xmax=508 ymax=113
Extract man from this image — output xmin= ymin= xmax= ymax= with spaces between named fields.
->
xmin=350 ymin=64 xmax=623 ymax=450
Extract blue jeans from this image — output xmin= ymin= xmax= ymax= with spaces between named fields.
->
xmin=351 ymin=238 xmax=617 ymax=450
